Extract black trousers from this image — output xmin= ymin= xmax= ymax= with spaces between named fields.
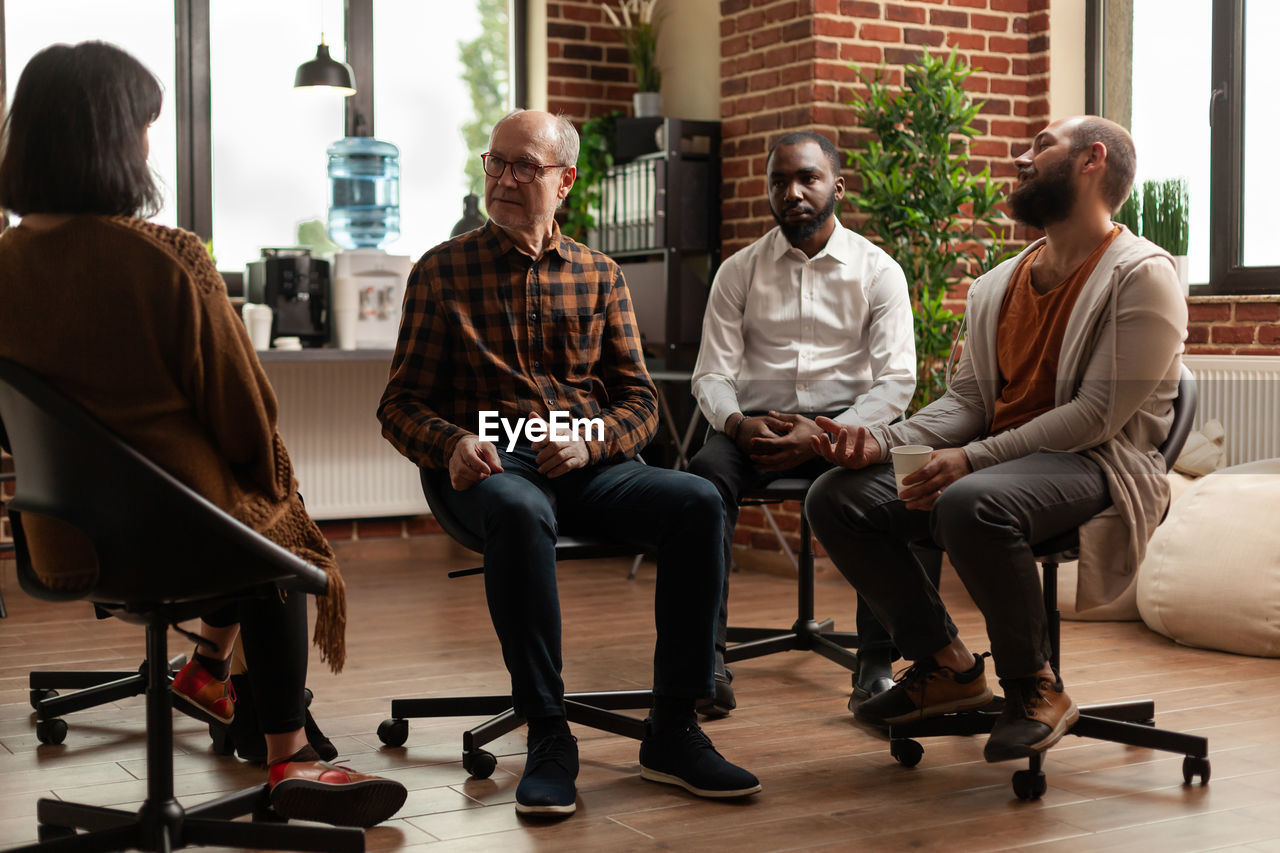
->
xmin=687 ymin=427 xmax=898 ymax=670
xmin=805 ymin=451 xmax=1111 ymax=680
xmin=202 ymin=587 xmax=308 ymax=734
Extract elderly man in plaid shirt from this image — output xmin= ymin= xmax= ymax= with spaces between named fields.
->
xmin=378 ymin=110 xmax=759 ymax=817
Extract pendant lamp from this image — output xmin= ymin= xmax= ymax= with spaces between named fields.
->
xmin=294 ymin=35 xmax=356 ymax=96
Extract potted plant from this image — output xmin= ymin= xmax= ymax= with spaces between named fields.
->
xmin=602 ymin=0 xmax=663 ymax=117
xmin=1141 ymin=178 xmax=1190 ymax=294
xmin=846 ymin=49 xmax=1011 ymax=411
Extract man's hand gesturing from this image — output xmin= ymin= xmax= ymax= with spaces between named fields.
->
xmin=809 ymin=416 xmax=882 ymax=469
xmin=448 ymin=435 xmax=504 ymax=491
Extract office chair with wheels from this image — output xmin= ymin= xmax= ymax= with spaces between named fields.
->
xmin=0 ymin=357 xmax=365 ymax=853
xmin=375 ymin=469 xmax=653 ymax=779
xmin=887 ymin=364 xmax=1209 ymax=801
xmin=722 ymin=480 xmax=940 ymax=678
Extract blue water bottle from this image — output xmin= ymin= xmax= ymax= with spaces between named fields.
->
xmin=327 ymin=137 xmax=401 ymax=249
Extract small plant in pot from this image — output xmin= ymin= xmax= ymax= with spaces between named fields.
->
xmin=1140 ymin=178 xmax=1190 ymax=294
xmin=602 ymin=0 xmax=662 ymax=117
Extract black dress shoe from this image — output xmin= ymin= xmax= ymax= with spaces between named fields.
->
xmin=515 ymin=733 xmax=578 ymax=816
xmin=639 ymin=719 xmax=760 ymax=797
xmin=848 ymin=648 xmax=894 ymax=712
xmin=695 ymin=671 xmax=736 ymax=718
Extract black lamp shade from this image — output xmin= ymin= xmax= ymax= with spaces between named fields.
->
xmin=294 ymin=43 xmax=356 ymax=95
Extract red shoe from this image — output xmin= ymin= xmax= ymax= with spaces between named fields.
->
xmin=171 ymin=658 xmax=235 ymax=724
xmin=269 ymin=760 xmax=408 ymax=828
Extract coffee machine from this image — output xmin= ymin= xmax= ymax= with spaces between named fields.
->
xmin=245 ymin=247 xmax=331 ymax=347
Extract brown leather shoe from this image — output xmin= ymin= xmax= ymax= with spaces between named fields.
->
xmin=268 ymin=760 xmax=407 ymax=827
xmin=984 ymin=674 xmax=1080 ymax=762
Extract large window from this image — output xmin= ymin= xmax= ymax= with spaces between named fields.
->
xmin=1 ymin=1 xmax=523 ymax=275
xmin=1092 ymin=0 xmax=1280 ymax=293
xmin=209 ymin=0 xmax=348 ymax=273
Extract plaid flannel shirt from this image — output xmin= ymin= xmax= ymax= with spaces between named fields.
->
xmin=378 ymin=221 xmax=658 ymax=470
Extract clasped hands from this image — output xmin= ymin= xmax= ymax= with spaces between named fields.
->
xmin=808 ymin=415 xmax=972 ymax=511
xmin=448 ymin=412 xmax=590 ymax=491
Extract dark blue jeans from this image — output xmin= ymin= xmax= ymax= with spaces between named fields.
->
xmin=431 ymin=443 xmax=725 ymax=719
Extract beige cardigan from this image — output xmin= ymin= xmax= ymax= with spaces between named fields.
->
xmin=870 ymin=227 xmax=1188 ymax=610
xmin=0 ymin=216 xmax=347 ymax=671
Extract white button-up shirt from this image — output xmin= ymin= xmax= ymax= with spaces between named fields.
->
xmin=692 ymin=221 xmax=916 ymax=431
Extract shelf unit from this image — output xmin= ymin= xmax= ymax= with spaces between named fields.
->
xmin=594 ymin=118 xmax=721 ymax=371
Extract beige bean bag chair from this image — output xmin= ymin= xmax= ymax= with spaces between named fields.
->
xmin=1137 ymin=458 xmax=1280 ymax=657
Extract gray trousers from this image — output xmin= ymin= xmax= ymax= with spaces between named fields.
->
xmin=805 ymin=451 xmax=1111 ymax=680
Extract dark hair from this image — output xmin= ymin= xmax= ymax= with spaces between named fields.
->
xmin=1067 ymin=116 xmax=1136 ymax=213
xmin=0 ymin=41 xmax=163 ymax=217
xmin=767 ymin=131 xmax=842 ymax=176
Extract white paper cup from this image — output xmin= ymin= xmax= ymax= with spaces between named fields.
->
xmin=241 ymin=303 xmax=273 ymax=350
xmin=334 ymin=307 xmax=358 ymax=350
xmin=891 ymin=445 xmax=933 ymax=497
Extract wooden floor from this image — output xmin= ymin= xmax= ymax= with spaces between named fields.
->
xmin=2 ymin=535 xmax=1280 ymax=852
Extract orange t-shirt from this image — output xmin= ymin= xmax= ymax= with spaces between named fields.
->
xmin=989 ymin=226 xmax=1121 ymax=435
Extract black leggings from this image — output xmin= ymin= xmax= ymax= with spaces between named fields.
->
xmin=201 ymin=587 xmax=307 ymax=734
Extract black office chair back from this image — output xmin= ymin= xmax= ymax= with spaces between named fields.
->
xmin=0 ymin=357 xmax=327 ymax=607
xmin=1158 ymin=364 xmax=1198 ymax=468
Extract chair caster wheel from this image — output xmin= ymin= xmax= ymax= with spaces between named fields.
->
xmin=1012 ymin=769 xmax=1047 ymax=800
xmin=890 ymin=738 xmax=923 ymax=768
xmin=209 ymin=722 xmax=235 ymax=756
xmin=30 ymin=688 xmax=57 ymax=709
xmin=377 ymin=718 xmax=408 ymax=747
xmin=1182 ymin=755 xmax=1210 ymax=785
xmin=36 ymin=718 xmax=68 ymax=746
xmin=38 ymin=824 xmax=76 ymax=841
xmin=463 ymin=748 xmax=497 ymax=779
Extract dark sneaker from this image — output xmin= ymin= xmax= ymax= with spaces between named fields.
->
xmin=639 ymin=719 xmax=761 ymax=798
xmin=848 ymin=648 xmax=895 ymax=713
xmin=695 ymin=672 xmax=736 ymax=718
xmin=856 ymin=654 xmax=993 ymax=727
xmin=268 ymin=760 xmax=408 ymax=827
xmin=172 ymin=658 xmax=235 ymax=724
xmin=984 ymin=675 xmax=1079 ymax=763
xmin=515 ymin=733 xmax=578 ymax=816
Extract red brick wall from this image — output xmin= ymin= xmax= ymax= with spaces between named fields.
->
xmin=546 ymin=1 xmax=638 ymax=123
xmin=1186 ymin=298 xmax=1280 ymax=356
xmin=719 ymin=0 xmax=1051 ymax=261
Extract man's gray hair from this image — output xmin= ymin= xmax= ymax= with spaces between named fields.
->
xmin=489 ymin=109 xmax=580 ymax=167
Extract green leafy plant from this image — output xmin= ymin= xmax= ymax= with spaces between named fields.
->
xmin=1113 ymin=187 xmax=1141 ymax=234
xmin=1141 ymin=178 xmax=1189 ymax=256
xmin=602 ymin=0 xmax=662 ymax=92
xmin=562 ymin=110 xmax=620 ymax=243
xmin=847 ymin=49 xmax=1012 ymax=411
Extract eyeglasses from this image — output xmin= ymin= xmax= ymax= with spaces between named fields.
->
xmin=480 ymin=152 xmax=569 ymax=184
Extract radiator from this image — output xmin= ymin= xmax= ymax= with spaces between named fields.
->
xmin=1183 ymin=354 xmax=1280 ymax=466
xmin=262 ymin=359 xmax=428 ymax=521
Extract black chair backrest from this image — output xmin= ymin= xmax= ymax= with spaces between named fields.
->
xmin=0 ymin=358 xmax=327 ymax=607
xmin=1158 ymin=364 xmax=1198 ymax=468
